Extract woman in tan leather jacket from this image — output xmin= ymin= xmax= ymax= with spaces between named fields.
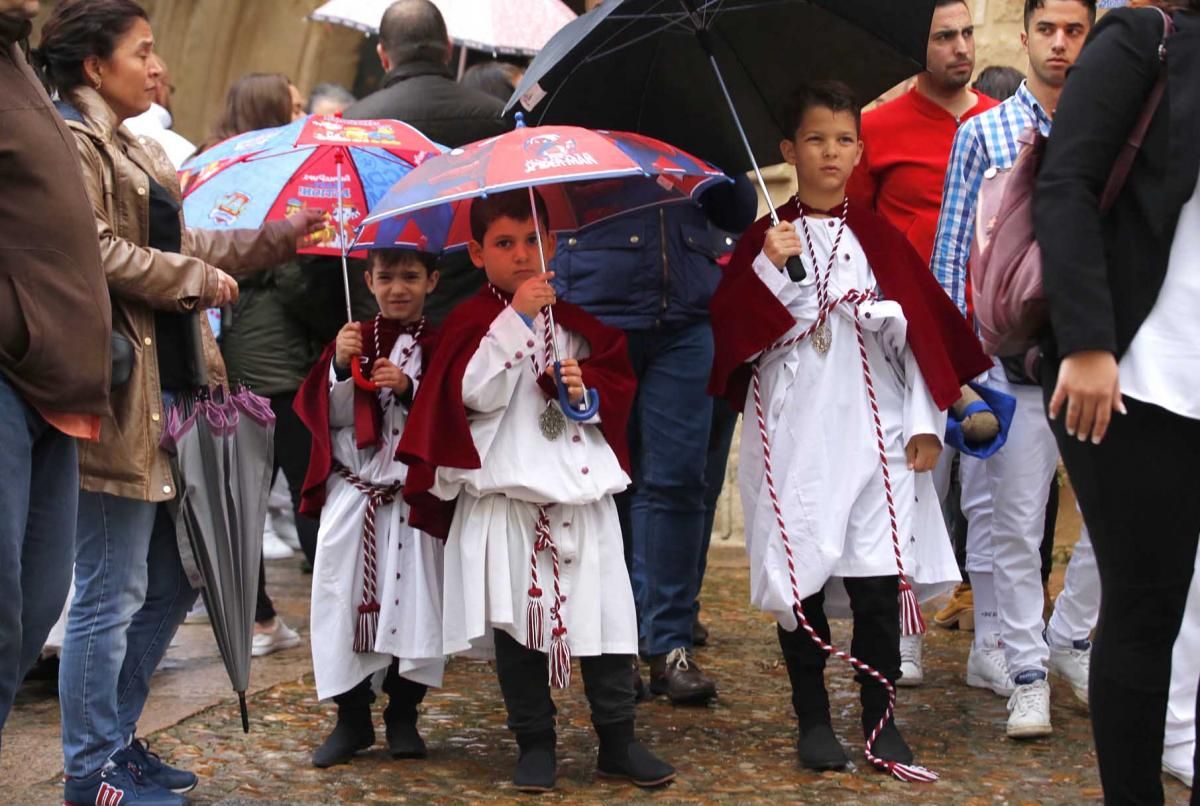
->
xmin=33 ymin=2 xmax=323 ymax=803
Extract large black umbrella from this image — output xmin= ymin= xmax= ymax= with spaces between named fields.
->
xmin=506 ymin=0 xmax=934 ymax=278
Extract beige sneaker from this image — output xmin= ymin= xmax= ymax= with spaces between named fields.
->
xmin=252 ymin=617 xmax=302 ymax=657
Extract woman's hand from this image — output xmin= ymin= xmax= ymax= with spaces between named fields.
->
xmin=286 ymin=208 xmax=327 ymax=246
xmin=1048 ymin=350 xmax=1125 ymax=445
xmin=212 ymin=269 xmax=239 ymax=306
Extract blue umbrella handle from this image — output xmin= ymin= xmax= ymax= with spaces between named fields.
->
xmin=555 ymin=361 xmax=600 ymax=422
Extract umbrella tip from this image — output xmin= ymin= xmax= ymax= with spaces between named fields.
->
xmin=515 ymin=111 xmax=526 ymax=129
xmin=239 ymin=691 xmax=249 ymax=733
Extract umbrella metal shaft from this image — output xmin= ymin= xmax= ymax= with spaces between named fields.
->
xmin=336 ymin=156 xmax=354 ymax=323
xmin=528 ymin=185 xmax=564 ymax=366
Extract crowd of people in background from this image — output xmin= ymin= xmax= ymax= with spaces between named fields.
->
xmin=1 ymin=0 xmax=1197 ymax=804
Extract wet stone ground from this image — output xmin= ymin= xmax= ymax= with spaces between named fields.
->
xmin=20 ymin=543 xmax=1193 ymax=805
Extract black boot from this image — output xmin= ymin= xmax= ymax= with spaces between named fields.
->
xmin=861 ymin=681 xmax=913 ymax=766
xmin=595 ymin=721 xmax=676 ymax=788
xmin=631 ymin=659 xmax=648 ymax=704
xmin=312 ymin=681 xmax=375 ymax=768
xmin=513 ymin=729 xmax=557 ymax=793
xmin=778 ymin=622 xmax=849 ymax=771
xmin=382 ymin=663 xmax=428 ymax=759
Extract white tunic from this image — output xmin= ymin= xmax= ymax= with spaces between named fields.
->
xmin=310 ymin=333 xmax=445 ymax=700
xmin=739 ymin=216 xmax=958 ymax=631
xmin=432 ymin=306 xmax=638 ymax=657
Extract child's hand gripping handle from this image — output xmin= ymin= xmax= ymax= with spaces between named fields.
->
xmin=351 ymin=359 xmax=379 ymax=392
xmin=554 ymin=361 xmax=600 ymax=422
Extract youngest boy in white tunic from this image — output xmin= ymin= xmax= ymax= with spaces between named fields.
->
xmin=294 ymin=249 xmax=444 ymax=769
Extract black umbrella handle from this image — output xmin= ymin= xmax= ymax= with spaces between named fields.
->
xmin=785 ymin=255 xmax=807 ymax=282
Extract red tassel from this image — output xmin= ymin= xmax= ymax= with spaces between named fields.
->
xmin=884 ymin=761 xmax=940 ymax=783
xmin=548 ymin=627 xmax=571 ymax=689
xmin=898 ymin=580 xmax=925 ymax=636
xmin=354 ymin=601 xmax=380 ymax=653
xmin=526 ymin=586 xmax=545 ymax=651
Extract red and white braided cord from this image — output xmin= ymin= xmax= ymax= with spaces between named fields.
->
xmin=525 ymin=507 xmax=571 ymax=688
xmin=334 ymin=462 xmax=402 ymax=653
xmin=369 ymin=314 xmax=426 ymax=410
xmin=752 ymin=288 xmax=935 ymax=782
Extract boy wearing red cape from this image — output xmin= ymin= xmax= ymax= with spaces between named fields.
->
xmin=709 ymin=82 xmax=991 ymax=780
xmin=293 ymin=249 xmax=444 ymax=769
xmin=397 ymin=190 xmax=675 ymax=793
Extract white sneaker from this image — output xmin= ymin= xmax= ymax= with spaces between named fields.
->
xmin=897 ymin=634 xmax=923 ymax=687
xmin=1006 ymin=678 xmax=1052 ymax=739
xmin=1162 ymin=742 xmax=1194 ymax=788
xmin=184 ymin=601 xmax=209 ymax=625
xmin=966 ymin=640 xmax=1015 ymax=696
xmin=261 ymin=515 xmax=295 ymax=560
xmin=1048 ymin=638 xmax=1091 ymax=706
xmin=251 ymin=617 xmax=302 ymax=657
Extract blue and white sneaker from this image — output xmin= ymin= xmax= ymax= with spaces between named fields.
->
xmin=116 ymin=738 xmax=198 ymax=794
xmin=63 ymin=760 xmax=186 ymax=805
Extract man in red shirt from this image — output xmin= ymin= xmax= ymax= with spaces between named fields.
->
xmin=848 ymin=0 xmax=999 ymax=266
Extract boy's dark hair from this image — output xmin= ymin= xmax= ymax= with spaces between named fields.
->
xmin=33 ymin=0 xmax=149 ymax=95
xmin=973 ymin=65 xmax=1026 ymax=101
xmin=1023 ymin=0 xmax=1097 ymax=29
xmin=778 ymin=80 xmax=861 ymax=140
xmin=935 ymin=0 xmax=969 ymax=8
xmin=468 ymin=188 xmax=550 ymax=245
xmin=369 ymin=248 xmax=438 ymax=276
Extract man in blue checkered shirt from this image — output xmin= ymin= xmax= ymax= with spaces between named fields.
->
xmin=930 ymin=0 xmax=1101 ymax=744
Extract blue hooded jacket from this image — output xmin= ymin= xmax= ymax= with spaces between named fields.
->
xmin=551 ymin=175 xmax=758 ymax=331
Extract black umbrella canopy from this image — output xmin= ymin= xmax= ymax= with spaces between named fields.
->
xmin=507 ymin=0 xmax=934 ymax=174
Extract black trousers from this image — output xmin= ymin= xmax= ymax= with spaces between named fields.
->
xmin=776 ymin=576 xmax=900 ymax=731
xmin=254 ymin=392 xmax=321 ymax=623
xmin=1048 ymin=390 xmax=1200 ymax=806
xmin=493 ymin=629 xmax=635 ymax=736
xmin=334 ymin=659 xmax=427 ymax=723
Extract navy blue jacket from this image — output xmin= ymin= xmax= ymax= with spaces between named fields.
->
xmin=551 ymin=175 xmax=758 ymax=331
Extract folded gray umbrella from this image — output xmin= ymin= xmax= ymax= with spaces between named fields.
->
xmin=161 ymin=387 xmax=274 ymax=732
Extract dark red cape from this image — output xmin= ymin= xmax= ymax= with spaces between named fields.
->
xmin=396 ymin=286 xmax=637 ymax=539
xmin=293 ymin=318 xmax=440 ymax=518
xmin=709 ymin=198 xmax=991 ymax=410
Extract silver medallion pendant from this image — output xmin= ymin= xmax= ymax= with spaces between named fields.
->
xmin=539 ymin=402 xmax=568 ymax=441
xmin=811 ymin=320 xmax=832 ymax=355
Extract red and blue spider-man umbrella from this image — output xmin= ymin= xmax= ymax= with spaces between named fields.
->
xmin=180 ymin=115 xmax=442 ymax=262
xmin=361 ymin=115 xmax=730 ymax=416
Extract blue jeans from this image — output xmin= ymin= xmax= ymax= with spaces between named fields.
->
xmin=0 ymin=374 xmax=78 ymax=742
xmin=697 ymin=398 xmax=740 ymax=617
xmin=59 ymin=493 xmax=197 ymax=777
xmin=625 ymin=323 xmax=714 ymax=656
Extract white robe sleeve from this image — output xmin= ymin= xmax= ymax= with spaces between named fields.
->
xmin=902 ymin=350 xmax=946 ymax=447
xmin=328 ymin=360 xmax=356 ymax=428
xmin=462 ymin=307 xmax=538 ymax=414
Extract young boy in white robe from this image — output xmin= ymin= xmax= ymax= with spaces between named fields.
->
xmin=709 ymin=81 xmax=991 ymax=780
xmin=397 ymin=189 xmax=675 ymax=793
xmin=293 ymin=248 xmax=444 ymax=768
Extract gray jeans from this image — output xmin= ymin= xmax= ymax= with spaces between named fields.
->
xmin=0 ymin=373 xmax=78 ymax=744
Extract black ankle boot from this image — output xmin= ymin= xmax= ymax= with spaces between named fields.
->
xmin=382 ymin=664 xmax=428 ymax=759
xmin=798 ymin=722 xmax=849 ymax=771
xmin=383 ymin=715 xmax=426 ymax=759
xmin=312 ymin=700 xmax=375 ymax=768
xmin=861 ymin=682 xmax=914 ymax=766
xmin=513 ymin=729 xmax=557 ymax=793
xmin=595 ymin=721 xmax=676 ymax=788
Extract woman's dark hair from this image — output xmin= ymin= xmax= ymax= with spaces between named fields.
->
xmin=32 ymin=0 xmax=149 ymax=95
xmin=201 ymin=73 xmax=293 ymax=152
xmin=461 ymin=61 xmax=523 ymax=103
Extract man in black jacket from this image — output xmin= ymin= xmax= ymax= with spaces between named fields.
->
xmin=343 ymin=0 xmax=510 ymax=321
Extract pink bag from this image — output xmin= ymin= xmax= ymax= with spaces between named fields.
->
xmin=968 ymin=7 xmax=1175 ymax=361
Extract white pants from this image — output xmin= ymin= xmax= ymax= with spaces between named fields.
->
xmin=1165 ymin=543 xmax=1200 ymax=772
xmin=960 ymin=370 xmax=1072 ymax=676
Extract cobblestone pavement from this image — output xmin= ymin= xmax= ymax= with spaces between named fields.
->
xmin=15 ymin=541 xmax=1193 ymax=804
